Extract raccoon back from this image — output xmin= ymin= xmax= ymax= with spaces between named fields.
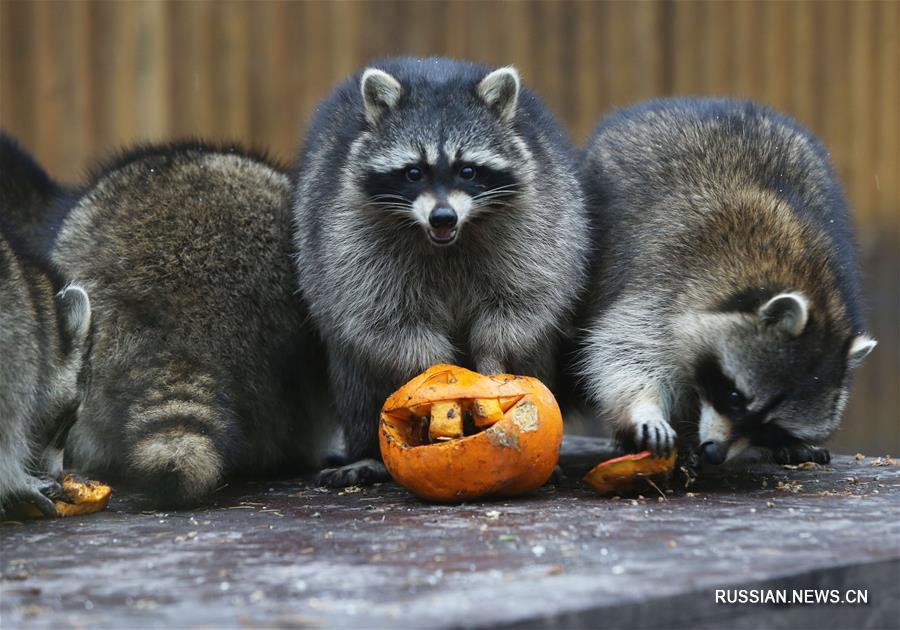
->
xmin=581 ymin=98 xmax=863 ymax=332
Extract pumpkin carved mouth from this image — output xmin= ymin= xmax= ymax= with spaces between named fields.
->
xmin=379 ymin=365 xmax=563 ymax=502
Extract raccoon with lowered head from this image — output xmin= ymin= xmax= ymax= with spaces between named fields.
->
xmin=49 ymin=142 xmax=330 ymax=507
xmin=1 ymin=217 xmax=91 ymax=517
xmin=293 ymin=57 xmax=588 ymax=485
xmin=576 ymin=98 xmax=876 ymax=466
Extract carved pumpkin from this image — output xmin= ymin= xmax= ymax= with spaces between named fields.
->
xmin=379 ymin=364 xmax=563 ymax=502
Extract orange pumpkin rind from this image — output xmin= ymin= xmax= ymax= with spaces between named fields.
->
xmin=380 ymin=364 xmax=563 ymax=502
xmin=583 ymin=451 xmax=677 ymax=495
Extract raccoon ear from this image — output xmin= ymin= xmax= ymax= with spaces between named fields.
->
xmin=478 ymin=66 xmax=520 ymax=124
xmin=758 ymin=292 xmax=809 ymax=336
xmin=56 ymin=283 xmax=91 ymax=344
xmin=847 ymin=334 xmax=876 ymax=368
xmin=360 ymin=68 xmax=403 ymax=126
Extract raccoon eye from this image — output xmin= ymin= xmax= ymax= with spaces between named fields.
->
xmin=459 ymin=165 xmax=477 ymax=180
xmin=728 ymin=388 xmax=748 ymax=411
xmin=405 ymin=166 xmax=423 ymax=182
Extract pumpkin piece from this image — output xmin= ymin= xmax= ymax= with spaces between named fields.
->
xmin=429 ymin=400 xmax=464 ymax=441
xmin=472 ymin=398 xmax=504 ymax=428
xmin=583 ymin=451 xmax=677 ymax=495
xmin=11 ymin=474 xmax=112 ymax=519
xmin=380 ymin=364 xmax=563 ymax=502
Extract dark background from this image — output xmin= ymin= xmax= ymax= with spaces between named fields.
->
xmin=1 ymin=0 xmax=896 ymax=454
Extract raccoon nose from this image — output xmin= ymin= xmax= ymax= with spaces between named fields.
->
xmin=700 ymin=440 xmax=728 ymax=465
xmin=429 ymin=206 xmax=458 ymax=229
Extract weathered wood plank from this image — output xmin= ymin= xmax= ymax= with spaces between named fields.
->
xmin=2 ymin=437 xmax=897 ymax=629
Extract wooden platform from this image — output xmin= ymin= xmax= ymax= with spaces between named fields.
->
xmin=2 ymin=437 xmax=898 ymax=629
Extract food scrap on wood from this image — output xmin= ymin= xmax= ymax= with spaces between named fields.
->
xmin=583 ymin=451 xmax=677 ymax=496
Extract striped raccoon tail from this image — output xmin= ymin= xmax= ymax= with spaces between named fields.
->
xmin=124 ymin=366 xmax=240 ymax=508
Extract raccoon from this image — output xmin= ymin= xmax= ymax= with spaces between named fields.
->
xmin=576 ymin=98 xmax=876 ymax=466
xmin=50 ymin=142 xmax=331 ymax=507
xmin=0 ymin=133 xmax=67 ymax=250
xmin=0 ymin=223 xmax=92 ymax=517
xmin=293 ymin=57 xmax=589 ymax=486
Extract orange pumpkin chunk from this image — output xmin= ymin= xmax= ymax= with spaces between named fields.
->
xmin=583 ymin=451 xmax=677 ymax=495
xmin=429 ymin=401 xmax=464 ymax=441
xmin=13 ymin=474 xmax=112 ymax=519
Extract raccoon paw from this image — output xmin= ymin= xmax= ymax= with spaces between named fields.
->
xmin=773 ymin=443 xmax=831 ymax=465
xmin=316 ymin=458 xmax=390 ymax=488
xmin=631 ymin=417 xmax=677 ymax=456
xmin=549 ymin=464 xmax=565 ymax=486
xmin=6 ymin=477 xmax=61 ymax=518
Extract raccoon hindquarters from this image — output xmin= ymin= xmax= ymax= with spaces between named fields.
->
xmin=124 ymin=382 xmax=238 ymax=508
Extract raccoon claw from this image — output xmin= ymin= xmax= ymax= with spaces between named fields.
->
xmin=10 ymin=479 xmax=61 ymax=518
xmin=316 ymin=458 xmax=390 ymax=487
xmin=633 ymin=418 xmax=677 ymax=456
xmin=35 ymin=475 xmax=64 ymax=500
xmin=773 ymin=443 xmax=830 ymax=465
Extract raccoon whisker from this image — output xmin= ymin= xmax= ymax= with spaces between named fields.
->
xmin=470 ymin=200 xmax=518 ymax=212
xmin=379 ymin=207 xmax=419 ymax=223
xmin=366 ymin=203 xmax=414 ymax=214
xmin=471 ymin=198 xmax=517 ymax=207
xmin=368 ymin=202 xmax=411 ymax=209
xmin=367 ymin=194 xmax=413 ymax=203
xmin=367 ymin=202 xmax=412 ymax=211
xmin=472 ymin=185 xmax=521 ymax=200
xmin=472 ymin=191 xmax=520 ymax=203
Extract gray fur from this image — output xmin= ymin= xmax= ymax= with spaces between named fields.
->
xmin=0 ymin=228 xmax=92 ymax=517
xmin=576 ymin=98 xmax=875 ymax=465
xmin=51 ymin=143 xmax=331 ymax=507
xmin=293 ymin=57 xmax=588 ymax=485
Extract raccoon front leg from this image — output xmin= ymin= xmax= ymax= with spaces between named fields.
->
xmin=469 ymin=307 xmax=557 ymax=381
xmin=617 ymin=397 xmax=677 ymax=456
xmin=317 ymin=324 xmax=455 ymax=487
xmin=0 ymin=475 xmax=61 ymax=519
xmin=772 ymin=441 xmax=831 ymax=465
xmin=316 ymin=349 xmax=391 ymax=487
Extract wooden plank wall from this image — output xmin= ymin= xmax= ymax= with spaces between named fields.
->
xmin=1 ymin=0 xmax=897 ymax=453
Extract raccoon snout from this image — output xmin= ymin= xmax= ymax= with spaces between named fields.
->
xmin=429 ymin=206 xmax=458 ymax=229
xmin=699 ymin=440 xmax=728 ymax=465
xmin=428 ymin=206 xmax=458 ymax=244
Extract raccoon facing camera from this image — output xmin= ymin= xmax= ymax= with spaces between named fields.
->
xmin=293 ymin=57 xmax=589 ymax=486
xmin=576 ymin=98 xmax=876 ymax=466
xmin=0 ymin=225 xmax=92 ymax=518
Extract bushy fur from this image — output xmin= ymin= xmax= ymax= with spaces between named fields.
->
xmin=0 ymin=133 xmax=68 ymax=251
xmin=0 ymin=223 xmax=92 ymax=517
xmin=293 ymin=57 xmax=588 ymax=485
xmin=576 ymin=98 xmax=875 ymax=465
xmin=50 ymin=143 xmax=331 ymax=507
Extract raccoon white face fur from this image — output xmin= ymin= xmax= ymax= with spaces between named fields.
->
xmin=348 ymin=66 xmax=532 ymax=246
